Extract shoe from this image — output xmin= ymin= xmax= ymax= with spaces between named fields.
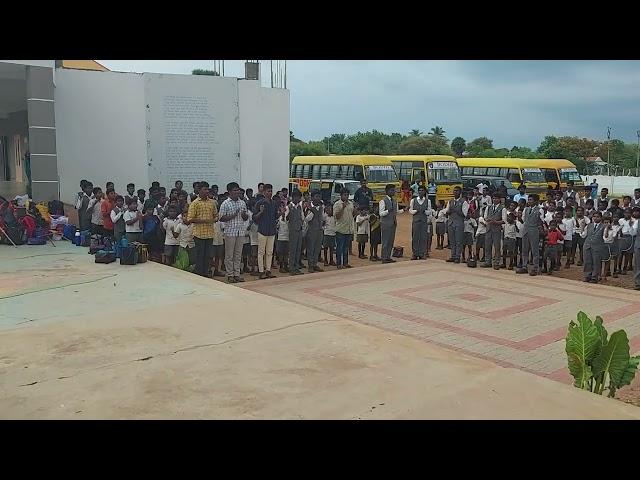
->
xmin=250 ymin=271 xmax=260 ymax=276
xmin=314 ymin=266 xmax=324 ymax=272
xmin=214 ymin=270 xmax=226 ymax=278
xmin=369 ymin=257 xmax=375 ymax=262
xmin=259 ymin=273 xmax=267 ymax=280
xmin=590 ymin=278 xmax=599 ymax=283
xmin=381 ymin=259 xmax=392 ymax=264
xmin=361 ymin=255 xmax=368 ymax=259
xmin=373 ymin=256 xmax=381 ymax=261
xmin=388 ymin=259 xmax=396 ymax=263
xmin=583 ymin=278 xmax=591 ymax=282
xmin=227 ymin=276 xmax=236 ymax=283
xmin=634 ymin=285 xmax=640 ymax=290
xmin=308 ymin=268 xmax=315 ymax=273
xmin=266 ymin=271 xmax=276 ymax=278
xmin=500 ymin=264 xmax=507 ymax=269
xmin=292 ymin=270 xmax=304 ymax=275
xmin=529 ymin=271 xmax=538 ymax=276
xmin=613 ymin=272 xmax=618 ymax=278
xmin=577 ymin=261 xmax=583 ymax=266
xmin=481 ymin=264 xmax=492 ymax=268
xmin=564 ymin=264 xmax=570 ymax=269
xmin=324 ymin=261 xmax=329 ymax=266
xmin=344 ymin=264 xmax=353 ymax=268
xmin=454 ymin=259 xmax=461 ymax=264
xmin=493 ymin=266 xmax=500 ymax=270
xmin=507 ymin=265 xmax=513 ymax=270
xmin=446 ymin=258 xmax=455 ymax=263
xmin=547 ymin=270 xmax=552 ymax=275
xmin=329 ymin=261 xmax=336 ymax=266
xmin=234 ymin=276 xmax=245 ymax=283
xmin=516 ymin=268 xmax=526 ymax=274
xmin=411 ymin=256 xmax=418 ymax=260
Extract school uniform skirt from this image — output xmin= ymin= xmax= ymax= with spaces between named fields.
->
xmin=436 ymin=222 xmax=446 ymax=236
xmin=617 ymin=235 xmax=633 ymax=256
xmin=603 ymin=242 xmax=618 ymax=261
xmin=503 ymin=237 xmax=516 ymax=254
xmin=357 ymin=233 xmax=368 ymax=244
xmin=463 ymin=232 xmax=474 ymax=246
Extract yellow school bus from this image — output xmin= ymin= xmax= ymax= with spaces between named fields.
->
xmin=457 ymin=158 xmax=549 ymax=199
xmin=388 ymin=155 xmax=462 ymax=204
xmin=532 ymin=158 xmax=584 ymax=190
xmin=289 ymin=155 xmax=401 ymax=204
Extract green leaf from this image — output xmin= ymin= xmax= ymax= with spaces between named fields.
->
xmin=594 ymin=316 xmax=608 ymax=349
xmin=592 ymin=330 xmax=631 ymax=395
xmin=566 ymin=312 xmax=601 ymax=389
xmin=616 ymin=355 xmax=640 ymax=389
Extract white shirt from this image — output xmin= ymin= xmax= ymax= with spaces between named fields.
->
xmin=409 ymin=196 xmax=432 ymax=216
xmin=89 ymin=198 xmax=104 ymax=225
xmin=379 ymin=196 xmax=394 ymax=217
xmin=618 ymin=218 xmax=637 ymax=236
xmin=249 ymin=221 xmax=259 ymax=245
xmin=515 ymin=220 xmax=524 ymax=238
xmin=464 ymin=217 xmax=477 ymax=234
xmin=542 ymin=210 xmax=556 ymax=225
xmin=123 ymin=210 xmax=142 ymax=233
xmin=162 ymin=217 xmax=180 ymax=246
xmin=212 ymin=221 xmax=224 ymax=246
xmin=175 ymin=219 xmax=195 ymax=248
xmin=323 ymin=213 xmax=337 ymax=236
xmin=110 ymin=207 xmax=125 ymax=224
xmin=435 ymin=209 xmax=447 ymax=223
xmin=277 ymin=217 xmax=289 ymax=241
xmin=560 ymin=217 xmax=575 ymax=241
xmin=356 ymin=214 xmax=370 ymax=235
xmin=575 ymin=216 xmax=591 ymax=236
xmin=603 ymin=225 xmax=618 ymax=244
xmin=479 ymin=195 xmax=491 ymax=209
xmin=444 ymin=198 xmax=470 ymax=217
xmin=503 ymin=222 xmax=518 ymax=239
xmin=513 ymin=193 xmax=528 ymax=203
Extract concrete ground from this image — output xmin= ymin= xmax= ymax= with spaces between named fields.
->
xmin=2 ymin=242 xmax=640 ymax=419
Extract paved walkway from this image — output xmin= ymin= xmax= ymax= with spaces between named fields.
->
xmin=242 ymin=260 xmax=640 ymax=385
xmin=2 ymin=242 xmax=640 ymax=419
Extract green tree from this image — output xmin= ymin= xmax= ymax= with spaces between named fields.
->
xmin=290 ymin=140 xmax=327 ymax=161
xmin=466 ymin=137 xmax=494 ymax=156
xmin=409 ymin=129 xmax=422 ymax=137
xmin=430 ymin=126 xmax=446 ymax=138
xmin=509 ymin=146 xmax=537 ymax=158
xmin=451 ymin=137 xmax=466 ymax=156
xmin=398 ymin=134 xmax=452 ymax=155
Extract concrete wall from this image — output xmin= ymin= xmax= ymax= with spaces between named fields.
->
xmin=4 ymin=60 xmax=55 ymax=69
xmin=581 ymin=175 xmax=640 ymax=197
xmin=238 ymin=80 xmax=290 ymax=191
xmin=55 ymin=69 xmax=148 ymax=204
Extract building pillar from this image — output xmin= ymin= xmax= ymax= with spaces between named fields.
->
xmin=26 ymin=65 xmax=58 ymax=201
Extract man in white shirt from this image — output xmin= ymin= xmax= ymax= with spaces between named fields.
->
xmin=513 ymin=184 xmax=528 ymax=203
xmin=219 ymin=181 xmax=249 ymax=283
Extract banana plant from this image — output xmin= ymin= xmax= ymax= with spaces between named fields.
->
xmin=566 ymin=311 xmax=640 ymax=398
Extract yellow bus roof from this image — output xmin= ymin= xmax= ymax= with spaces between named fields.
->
xmin=291 ymin=155 xmax=393 ymax=166
xmin=526 ymin=158 xmax=578 ymax=170
xmin=457 ymin=158 xmax=533 ymax=169
xmin=388 ymin=155 xmax=456 ymax=163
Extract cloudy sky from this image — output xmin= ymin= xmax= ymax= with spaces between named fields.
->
xmin=100 ymin=60 xmax=640 ymax=148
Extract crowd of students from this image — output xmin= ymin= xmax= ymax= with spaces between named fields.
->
xmin=432 ymin=180 xmax=640 ymax=288
xmin=74 ymin=178 xmax=405 ymax=283
xmin=74 ymin=176 xmax=640 ymax=289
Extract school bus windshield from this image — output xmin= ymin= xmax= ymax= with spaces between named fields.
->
xmin=428 ymin=163 xmax=461 ymax=183
xmin=365 ymin=165 xmax=397 ymax=183
xmin=522 ymin=168 xmax=545 ymax=183
xmin=560 ymin=168 xmax=581 ymax=182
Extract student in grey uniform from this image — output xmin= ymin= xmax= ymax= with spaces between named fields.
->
xmin=286 ymin=189 xmax=305 ymax=275
xmin=305 ymin=190 xmax=325 ymax=273
xmin=379 ymin=184 xmax=398 ymax=264
xmin=481 ymin=193 xmax=506 ymax=270
xmin=445 ymin=186 xmax=468 ymax=263
xmin=517 ymin=194 xmax=542 ymax=276
xmin=409 ymin=185 xmax=432 ymax=260
xmin=581 ymin=210 xmax=605 ymax=283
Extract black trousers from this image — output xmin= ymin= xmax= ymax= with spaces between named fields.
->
xmin=194 ymin=236 xmax=213 ymax=277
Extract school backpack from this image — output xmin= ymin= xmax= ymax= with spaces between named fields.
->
xmin=95 ymin=250 xmax=117 ymax=264
xmin=467 ymin=257 xmax=477 ymax=268
xmin=120 ymin=245 xmax=139 ymax=265
xmin=392 ymin=246 xmax=404 ymax=258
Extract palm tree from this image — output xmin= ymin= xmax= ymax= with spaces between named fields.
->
xmin=409 ymin=129 xmax=422 ymax=137
xmin=430 ymin=126 xmax=446 ymax=137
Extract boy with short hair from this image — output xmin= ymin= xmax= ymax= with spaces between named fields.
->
xmin=323 ymin=204 xmax=337 ymax=266
xmin=162 ymin=205 xmax=180 ymax=265
xmin=574 ymin=206 xmax=590 ymax=266
xmin=503 ymin=212 xmax=518 ymax=270
xmin=356 ymin=206 xmax=370 ymax=259
xmin=462 ymin=212 xmax=477 ymax=263
xmin=475 ymin=203 xmax=487 ymax=263
xmin=110 ymin=195 xmax=126 ymax=242
xmin=88 ymin=187 xmax=104 ymax=235
xmin=124 ymin=183 xmax=136 ymax=206
xmin=543 ymin=220 xmax=564 ymax=274
xmin=123 ymin=198 xmax=143 ymax=243
xmin=435 ymin=200 xmax=447 ymax=250
xmin=561 ymin=206 xmax=576 ymax=268
xmin=581 ymin=210 xmax=605 ymax=283
xmin=602 ymin=215 xmax=619 ymax=280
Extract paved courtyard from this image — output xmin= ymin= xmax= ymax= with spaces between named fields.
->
xmin=242 ymin=260 xmax=640 ymax=386
xmin=2 ymin=242 xmax=640 ymax=418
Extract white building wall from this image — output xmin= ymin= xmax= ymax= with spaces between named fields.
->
xmin=238 ymin=80 xmax=290 ymax=192
xmin=4 ymin=60 xmax=55 ymax=69
xmin=55 ymin=69 xmax=148 ymax=204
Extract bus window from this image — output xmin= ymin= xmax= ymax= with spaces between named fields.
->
xmin=543 ymin=168 xmax=557 ymax=183
xmin=311 ymin=165 xmax=321 ymax=180
xmin=320 ymin=165 xmax=330 ymax=179
xmin=353 ymin=165 xmax=363 ymax=181
xmin=560 ymin=168 xmax=581 ymax=182
xmin=302 ymin=164 xmax=311 ymax=179
xmin=499 ymin=168 xmax=509 ymax=178
xmin=365 ymin=165 xmax=396 ymax=182
xmin=329 ymin=165 xmax=339 ymax=178
xmin=462 ymin=167 xmax=474 ymax=175
xmin=507 ymin=169 xmax=520 ymax=183
xmin=487 ymin=167 xmax=500 ymax=176
xmin=290 ymin=164 xmax=297 ymax=177
xmin=473 ymin=167 xmax=487 ymax=175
